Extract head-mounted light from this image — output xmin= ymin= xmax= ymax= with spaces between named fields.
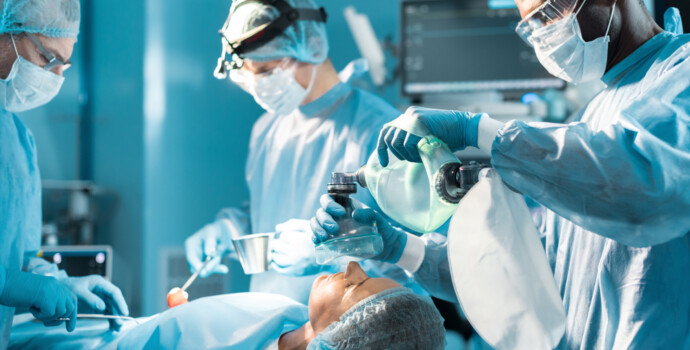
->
xmin=213 ymin=0 xmax=327 ymax=79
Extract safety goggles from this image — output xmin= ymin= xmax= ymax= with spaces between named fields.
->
xmin=515 ymin=0 xmax=580 ymax=45
xmin=229 ymin=58 xmax=296 ymax=91
xmin=26 ymin=32 xmax=71 ymax=71
xmin=213 ymin=0 xmax=327 ymax=79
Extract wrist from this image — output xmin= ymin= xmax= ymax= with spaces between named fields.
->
xmin=477 ymin=114 xmax=504 ymax=154
xmin=395 ymin=233 xmax=425 ymax=273
xmin=464 ymin=112 xmax=484 ymax=149
xmin=216 ymin=219 xmax=238 ymax=252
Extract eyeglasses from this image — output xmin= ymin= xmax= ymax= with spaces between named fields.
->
xmin=515 ymin=0 xmax=580 ymax=44
xmin=229 ymin=58 xmax=296 ymax=91
xmin=25 ymin=32 xmax=71 ymax=71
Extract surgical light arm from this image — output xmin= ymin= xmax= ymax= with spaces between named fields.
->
xmin=344 ymin=6 xmax=387 ymax=86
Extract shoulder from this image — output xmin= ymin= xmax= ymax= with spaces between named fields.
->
xmin=248 ymin=111 xmax=281 ymax=152
xmin=251 ymin=111 xmax=279 ymax=136
xmin=655 ymin=33 xmax=690 ymax=77
xmin=0 ymin=110 xmax=35 ymax=149
xmin=347 ymin=87 xmax=402 ymax=128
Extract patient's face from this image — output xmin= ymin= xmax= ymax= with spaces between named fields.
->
xmin=307 ymin=261 xmax=401 ymax=333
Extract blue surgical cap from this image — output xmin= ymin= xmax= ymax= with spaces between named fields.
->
xmin=308 ymin=287 xmax=446 ymax=350
xmin=0 ymin=0 xmax=80 ymax=40
xmin=223 ymin=0 xmax=328 ymax=65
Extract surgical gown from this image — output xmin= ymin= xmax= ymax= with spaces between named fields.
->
xmin=490 ymin=11 xmax=690 ymax=349
xmin=0 ymin=110 xmax=67 ymax=348
xmin=0 ymin=110 xmax=41 ymax=347
xmin=401 ymin=10 xmax=690 ymax=349
xmin=219 ymin=82 xmax=423 ymax=304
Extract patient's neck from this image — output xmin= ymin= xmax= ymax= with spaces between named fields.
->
xmin=278 ymin=322 xmax=316 ymax=350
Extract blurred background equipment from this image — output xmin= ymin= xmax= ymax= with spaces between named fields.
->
xmin=39 ymin=245 xmax=112 ymax=281
xmin=400 ymin=0 xmax=564 ymax=96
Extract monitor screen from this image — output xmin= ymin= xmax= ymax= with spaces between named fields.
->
xmin=401 ymin=0 xmax=564 ymax=95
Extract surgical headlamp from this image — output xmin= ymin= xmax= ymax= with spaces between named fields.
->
xmin=515 ymin=0 xmax=580 ymax=45
xmin=213 ymin=0 xmax=327 ymax=79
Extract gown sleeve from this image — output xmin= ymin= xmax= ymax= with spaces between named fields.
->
xmin=491 ymin=59 xmax=690 ymax=247
xmin=410 ymin=232 xmax=457 ymax=303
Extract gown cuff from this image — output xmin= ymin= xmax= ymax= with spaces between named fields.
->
xmin=477 ymin=115 xmax=505 ymax=153
xmin=396 ymin=233 xmax=425 ymax=273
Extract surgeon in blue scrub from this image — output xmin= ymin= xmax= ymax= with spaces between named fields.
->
xmin=184 ymin=0 xmax=420 ymax=304
xmin=0 ymin=0 xmax=128 ymax=346
xmin=314 ymin=0 xmax=690 ymax=348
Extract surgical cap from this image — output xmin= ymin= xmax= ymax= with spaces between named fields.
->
xmin=308 ymin=287 xmax=446 ymax=350
xmin=223 ymin=0 xmax=328 ymax=64
xmin=0 ymin=0 xmax=80 ymax=39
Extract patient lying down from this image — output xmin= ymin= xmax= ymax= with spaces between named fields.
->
xmin=118 ymin=262 xmax=445 ymax=349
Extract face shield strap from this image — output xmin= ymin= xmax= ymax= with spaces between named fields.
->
xmin=213 ymin=0 xmax=327 ymax=79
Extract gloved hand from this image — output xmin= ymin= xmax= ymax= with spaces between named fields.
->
xmin=270 ymin=219 xmax=326 ymax=276
xmin=0 ymin=268 xmax=77 ymax=331
xmin=61 ymin=275 xmax=129 ymax=331
xmin=185 ymin=220 xmax=233 ymax=278
xmin=310 ymin=195 xmax=408 ymax=264
xmin=378 ymin=107 xmax=484 ymax=166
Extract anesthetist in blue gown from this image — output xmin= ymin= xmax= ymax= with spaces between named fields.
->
xmin=314 ymin=2 xmax=690 ymax=349
xmin=184 ymin=0 xmax=423 ymax=304
xmin=0 ymin=0 xmax=128 ymax=347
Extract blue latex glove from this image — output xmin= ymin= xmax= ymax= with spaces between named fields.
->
xmin=0 ymin=267 xmax=77 ymax=331
xmin=62 ymin=275 xmax=129 ymax=331
xmin=270 ymin=219 xmax=330 ymax=276
xmin=310 ymin=194 xmax=408 ymax=264
xmin=185 ymin=220 xmax=233 ymax=278
xmin=377 ymin=107 xmax=484 ymax=166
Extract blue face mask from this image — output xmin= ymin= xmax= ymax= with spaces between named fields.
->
xmin=0 ymin=35 xmax=65 ymax=112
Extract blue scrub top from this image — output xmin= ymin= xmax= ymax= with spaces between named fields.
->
xmin=0 ymin=109 xmax=42 ymax=347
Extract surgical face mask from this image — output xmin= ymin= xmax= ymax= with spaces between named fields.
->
xmin=0 ymin=35 xmax=65 ymax=112
xmin=231 ymin=59 xmax=317 ymax=115
xmin=525 ymin=0 xmax=617 ymax=84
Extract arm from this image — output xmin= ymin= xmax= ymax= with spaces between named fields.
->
xmin=380 ymin=61 xmax=690 ymax=247
xmin=311 ymin=195 xmax=458 ymax=302
xmin=492 ymin=106 xmax=690 ymax=247
xmin=495 ymin=61 xmax=690 ymax=247
xmin=185 ymin=205 xmax=252 ymax=277
xmin=398 ymin=232 xmax=457 ymax=303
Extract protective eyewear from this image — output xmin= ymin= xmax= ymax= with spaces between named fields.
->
xmin=229 ymin=58 xmax=296 ymax=91
xmin=26 ymin=32 xmax=71 ymax=71
xmin=213 ymin=0 xmax=327 ymax=79
xmin=515 ymin=0 xmax=580 ymax=45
